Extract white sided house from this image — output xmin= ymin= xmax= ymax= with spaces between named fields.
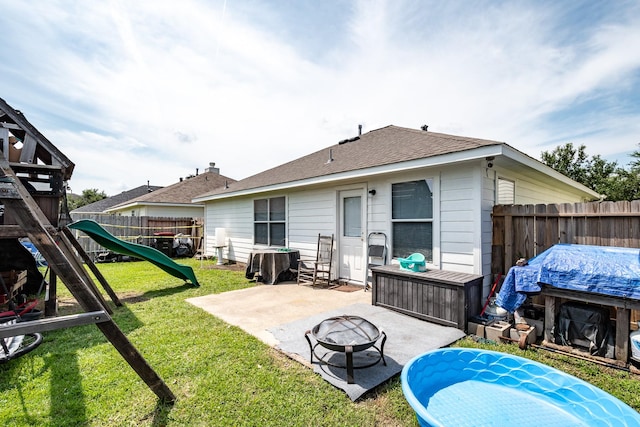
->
xmin=193 ymin=126 xmax=599 ymax=295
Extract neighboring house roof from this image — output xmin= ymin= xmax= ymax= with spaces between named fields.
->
xmin=72 ymin=185 xmax=163 ymax=213
xmin=193 ymin=125 xmax=599 ymax=202
xmin=106 ymin=170 xmax=236 ymax=212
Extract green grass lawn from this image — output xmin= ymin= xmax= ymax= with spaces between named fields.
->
xmin=1 ymin=258 xmax=639 ymax=426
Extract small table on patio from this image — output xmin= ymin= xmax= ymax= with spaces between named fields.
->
xmin=245 ymin=249 xmax=300 ymax=285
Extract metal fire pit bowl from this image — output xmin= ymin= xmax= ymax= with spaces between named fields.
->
xmin=305 ymin=315 xmax=387 ymax=384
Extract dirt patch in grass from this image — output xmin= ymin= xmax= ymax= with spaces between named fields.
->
xmin=55 ymin=290 xmax=147 ymax=315
xmin=199 ymin=262 xmax=246 ymax=272
xmin=117 ymin=291 xmax=149 ymax=304
xmin=56 ymin=297 xmax=81 ymax=315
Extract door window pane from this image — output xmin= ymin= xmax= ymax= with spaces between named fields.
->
xmin=343 ymin=196 xmax=361 ymax=237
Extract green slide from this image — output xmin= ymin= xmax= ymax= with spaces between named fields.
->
xmin=68 ymin=219 xmax=199 ymax=287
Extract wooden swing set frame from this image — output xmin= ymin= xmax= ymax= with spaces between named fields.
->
xmin=0 ymin=98 xmax=174 ymax=403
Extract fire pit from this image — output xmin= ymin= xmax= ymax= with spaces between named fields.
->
xmin=305 ymin=315 xmax=386 ymax=384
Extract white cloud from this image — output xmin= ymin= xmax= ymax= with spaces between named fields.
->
xmin=1 ymin=0 xmax=638 ymax=195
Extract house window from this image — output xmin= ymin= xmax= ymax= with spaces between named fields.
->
xmin=392 ymin=179 xmax=433 ymax=261
xmin=497 ymin=178 xmax=515 ymax=204
xmin=254 ymin=196 xmax=286 ymax=246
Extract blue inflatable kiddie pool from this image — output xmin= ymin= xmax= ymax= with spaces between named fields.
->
xmin=402 ymin=348 xmax=640 ymax=427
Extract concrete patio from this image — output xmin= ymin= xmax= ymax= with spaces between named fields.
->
xmin=186 ymin=282 xmax=372 ymax=346
xmin=186 ymin=282 xmax=467 ymax=400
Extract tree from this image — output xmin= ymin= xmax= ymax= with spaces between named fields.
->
xmin=603 ymin=169 xmax=640 ymax=201
xmin=540 ymin=142 xmax=640 ymax=201
xmin=540 ymin=143 xmax=591 ymax=184
xmin=67 ymin=188 xmax=107 ymax=210
xmin=616 ymin=143 xmax=640 ymax=201
xmin=630 ymin=143 xmax=640 ymax=169
xmin=583 ymin=154 xmax=617 ymax=196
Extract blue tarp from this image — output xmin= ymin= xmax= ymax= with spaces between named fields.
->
xmin=496 ymin=244 xmax=640 ymax=312
xmin=20 ymin=241 xmax=47 ymax=267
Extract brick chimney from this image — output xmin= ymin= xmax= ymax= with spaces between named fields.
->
xmin=206 ymin=162 xmax=220 ymax=174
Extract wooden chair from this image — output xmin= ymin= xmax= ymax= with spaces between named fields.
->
xmin=297 ymin=234 xmax=334 ymax=287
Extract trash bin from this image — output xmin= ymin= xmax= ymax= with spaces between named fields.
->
xmin=555 ymin=302 xmax=613 ymax=357
xmin=153 ymin=232 xmax=174 ymax=257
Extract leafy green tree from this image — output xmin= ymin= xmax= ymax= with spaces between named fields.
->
xmin=67 ymin=188 xmax=107 ymax=210
xmin=541 ymin=143 xmax=591 ymax=184
xmin=603 ymin=169 xmax=640 ymax=201
xmin=541 ymin=142 xmax=640 ymax=201
xmin=617 ymin=143 xmax=640 ymax=201
xmin=630 ymin=143 xmax=640 ymax=169
xmin=584 ymin=154 xmax=617 ymax=196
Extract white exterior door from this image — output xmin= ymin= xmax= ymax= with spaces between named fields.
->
xmin=339 ymin=189 xmax=365 ymax=283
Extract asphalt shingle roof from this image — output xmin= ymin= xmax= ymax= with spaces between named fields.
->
xmin=197 ymin=125 xmax=503 ymax=198
xmin=71 ymin=185 xmax=163 ymax=213
xmin=112 ymin=171 xmax=235 ymax=207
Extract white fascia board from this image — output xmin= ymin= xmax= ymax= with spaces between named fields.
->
xmin=105 ymin=201 xmax=204 ymax=213
xmin=70 ymin=210 xmax=105 ymax=215
xmin=139 ymin=202 xmax=204 ymax=207
xmin=104 ymin=202 xmax=140 ymax=213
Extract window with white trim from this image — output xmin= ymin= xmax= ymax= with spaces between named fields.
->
xmin=391 ymin=179 xmax=434 ymax=261
xmin=254 ymin=196 xmax=286 ymax=246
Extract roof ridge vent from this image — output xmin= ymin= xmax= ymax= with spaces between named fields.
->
xmin=338 ymin=136 xmax=359 ymax=145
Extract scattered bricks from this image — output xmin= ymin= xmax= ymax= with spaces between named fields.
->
xmin=486 ymin=321 xmax=511 ymax=342
xmin=510 ymin=325 xmax=537 ymax=345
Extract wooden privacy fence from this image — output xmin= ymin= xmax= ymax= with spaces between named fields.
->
xmin=492 ymin=200 xmax=640 ymax=275
xmin=69 ymin=213 xmax=203 ymax=256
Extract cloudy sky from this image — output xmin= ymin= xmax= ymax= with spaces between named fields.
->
xmin=1 ymin=0 xmax=639 ymax=195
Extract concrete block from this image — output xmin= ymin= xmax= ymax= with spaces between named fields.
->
xmin=486 ymin=321 xmax=511 ymax=342
xmin=511 ymin=326 xmax=537 ymax=345
xmin=468 ymin=322 xmax=487 ymax=338
xmin=524 ymin=317 xmax=543 ymax=337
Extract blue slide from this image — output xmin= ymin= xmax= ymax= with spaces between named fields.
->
xmin=68 ymin=219 xmax=199 ymax=287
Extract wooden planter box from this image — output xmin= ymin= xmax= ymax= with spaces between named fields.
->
xmin=371 ymin=265 xmax=483 ymax=332
xmin=0 ymin=269 xmax=27 ymax=304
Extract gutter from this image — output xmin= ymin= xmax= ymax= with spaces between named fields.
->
xmin=105 ymin=201 xmax=205 ymax=213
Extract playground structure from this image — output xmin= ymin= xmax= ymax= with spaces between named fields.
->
xmin=0 ymin=97 xmax=175 ymax=402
